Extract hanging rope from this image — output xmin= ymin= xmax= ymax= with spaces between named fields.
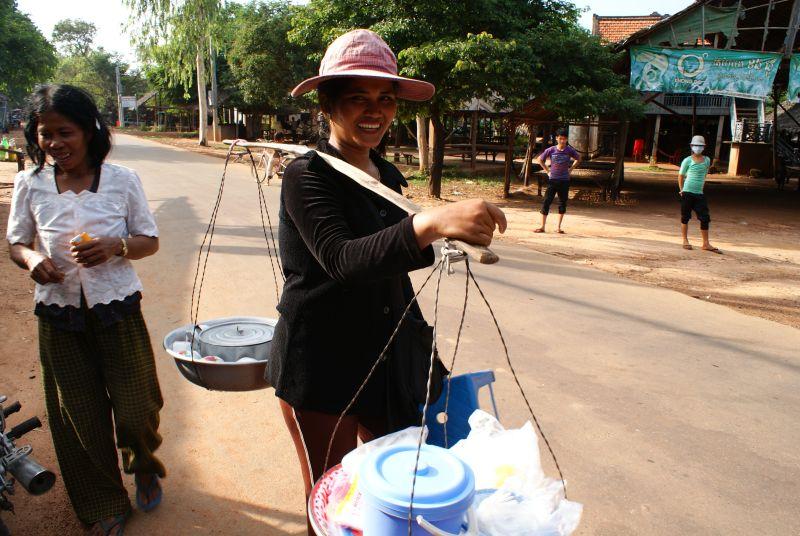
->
xmin=405 ymin=253 xmax=567 ymax=534
xmin=210 ymin=141 xmax=569 ymax=525
xmin=442 ymin=256 xmax=470 ymax=449
xmin=323 ymin=259 xmax=445 ymax=473
xmin=407 ymin=260 xmax=446 ymax=535
xmin=188 ymin=141 xmax=284 ymax=387
xmin=466 ymin=266 xmax=568 ymax=499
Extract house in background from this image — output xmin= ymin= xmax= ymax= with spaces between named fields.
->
xmin=576 ymin=13 xmax=672 ymax=164
xmin=606 ymin=0 xmax=800 ymax=178
xmin=590 ymin=10 xmax=736 ymax=167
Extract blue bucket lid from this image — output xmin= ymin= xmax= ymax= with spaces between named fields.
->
xmin=359 ymin=444 xmax=475 ymax=521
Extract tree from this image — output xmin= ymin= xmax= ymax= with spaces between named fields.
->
xmin=52 ymin=18 xmax=97 ymax=56
xmin=291 ymin=0 xmax=641 ymax=197
xmin=0 ymin=0 xmax=58 ymax=105
xmin=52 ymin=48 xmax=146 ymax=121
xmin=124 ymin=0 xmax=222 ymax=145
xmin=224 ymin=1 xmax=315 ymax=114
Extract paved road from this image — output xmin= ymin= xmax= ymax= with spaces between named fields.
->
xmin=106 ymin=134 xmax=799 ymax=535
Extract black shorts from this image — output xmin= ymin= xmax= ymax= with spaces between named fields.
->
xmin=680 ymin=192 xmax=710 ymax=229
xmin=541 ymin=180 xmax=570 ymax=215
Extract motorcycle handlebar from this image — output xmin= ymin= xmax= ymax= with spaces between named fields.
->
xmin=7 ymin=417 xmax=42 ymax=441
xmin=2 ymin=401 xmax=21 ymax=418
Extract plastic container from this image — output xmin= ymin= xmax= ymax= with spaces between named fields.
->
xmin=359 ymin=444 xmax=475 ymax=536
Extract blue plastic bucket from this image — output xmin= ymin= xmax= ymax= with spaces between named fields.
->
xmin=359 ymin=444 xmax=475 ymax=536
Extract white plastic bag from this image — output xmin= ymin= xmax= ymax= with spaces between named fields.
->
xmin=450 ymin=410 xmax=583 ymax=535
xmin=451 ymin=410 xmax=545 ymax=491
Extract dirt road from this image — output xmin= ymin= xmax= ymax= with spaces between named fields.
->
xmin=1 ymin=134 xmax=798 ymax=535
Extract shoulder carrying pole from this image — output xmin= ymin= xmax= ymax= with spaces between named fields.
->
xmin=224 ymin=140 xmax=500 ymax=264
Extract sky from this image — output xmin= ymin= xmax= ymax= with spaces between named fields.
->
xmin=16 ymin=0 xmax=694 ymax=66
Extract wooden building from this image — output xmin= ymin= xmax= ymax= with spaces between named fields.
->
xmin=605 ymin=0 xmax=800 ymax=179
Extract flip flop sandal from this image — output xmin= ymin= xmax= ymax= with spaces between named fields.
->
xmin=135 ymin=474 xmax=163 ymax=513
xmin=96 ymin=513 xmax=128 ymax=536
xmin=533 ymin=228 xmax=546 ymax=233
xmin=683 ymin=244 xmax=693 ymax=250
xmin=703 ymin=247 xmax=723 ymax=254
xmin=557 ymin=230 xmax=565 ymax=234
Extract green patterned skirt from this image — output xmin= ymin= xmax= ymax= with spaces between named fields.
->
xmin=38 ymin=308 xmax=165 ymax=524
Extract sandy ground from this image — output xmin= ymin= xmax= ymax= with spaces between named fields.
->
xmin=407 ymin=170 xmax=800 ymax=330
xmin=121 ymin=128 xmax=800 ymax=329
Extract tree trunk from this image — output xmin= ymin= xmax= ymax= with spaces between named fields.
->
xmin=428 ymin=118 xmax=435 ymax=166
xmin=416 ymin=115 xmax=429 ymax=172
xmin=470 ymin=110 xmax=479 ymax=170
xmin=612 ymin=120 xmax=630 ymax=200
xmin=196 ymin=50 xmax=208 ymax=146
xmin=209 ymin=39 xmax=219 ymax=142
xmin=428 ymin=114 xmax=446 ymax=198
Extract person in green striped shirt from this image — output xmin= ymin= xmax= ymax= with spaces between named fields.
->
xmin=678 ymin=135 xmax=721 ymax=253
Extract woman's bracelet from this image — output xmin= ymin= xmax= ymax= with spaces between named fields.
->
xmin=118 ymin=238 xmax=128 ymax=257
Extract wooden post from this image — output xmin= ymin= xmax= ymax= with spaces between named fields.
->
xmin=470 ymin=110 xmax=479 ymax=170
xmin=784 ymin=0 xmax=800 ymax=58
xmin=612 ymin=121 xmax=630 ymax=200
xmin=503 ymin=118 xmax=515 ymax=197
xmin=761 ymin=0 xmax=774 ymax=52
xmin=714 ymin=114 xmax=725 ymax=163
xmin=727 ymin=0 xmax=744 ymax=49
xmin=538 ymin=123 xmax=552 ymax=196
xmin=772 ymin=86 xmax=778 ymax=179
xmin=651 ymin=114 xmax=662 ymax=163
xmin=523 ymin=124 xmax=536 ymax=187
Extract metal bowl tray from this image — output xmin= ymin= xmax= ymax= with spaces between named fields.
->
xmin=163 ymin=316 xmax=277 ymax=392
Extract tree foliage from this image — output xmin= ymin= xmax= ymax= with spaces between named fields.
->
xmin=291 ymin=0 xmax=641 ymax=196
xmin=224 ymin=1 xmax=315 ymax=114
xmin=52 ymin=18 xmax=97 ymax=56
xmin=52 ymin=48 xmax=147 ymax=119
xmin=142 ymin=59 xmax=198 ymax=105
xmin=124 ymin=0 xmax=222 ymax=144
xmin=0 ymin=0 xmax=58 ymax=105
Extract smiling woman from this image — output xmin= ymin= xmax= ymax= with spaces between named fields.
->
xmin=6 ymin=84 xmax=164 ymax=536
xmin=267 ymin=29 xmax=507 ymax=531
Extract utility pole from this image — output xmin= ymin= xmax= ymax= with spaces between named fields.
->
xmin=115 ymin=65 xmax=124 ymax=128
xmin=209 ymin=38 xmax=219 ymax=142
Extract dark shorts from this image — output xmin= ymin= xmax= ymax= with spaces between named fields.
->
xmin=680 ymin=192 xmax=710 ymax=229
xmin=541 ymin=180 xmax=570 ymax=215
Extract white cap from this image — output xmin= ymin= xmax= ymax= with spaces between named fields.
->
xmin=690 ymin=135 xmax=706 ymax=146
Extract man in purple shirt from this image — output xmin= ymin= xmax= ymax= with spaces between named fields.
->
xmin=534 ymin=129 xmax=581 ymax=233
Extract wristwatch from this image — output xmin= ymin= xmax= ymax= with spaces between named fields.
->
xmin=118 ymin=238 xmax=128 ymax=257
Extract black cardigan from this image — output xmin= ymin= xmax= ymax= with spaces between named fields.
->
xmin=266 ymin=140 xmax=437 ymax=428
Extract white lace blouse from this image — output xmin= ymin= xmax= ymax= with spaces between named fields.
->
xmin=6 ymin=163 xmax=159 ymax=308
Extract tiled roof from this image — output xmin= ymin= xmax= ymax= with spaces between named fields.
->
xmin=593 ymin=14 xmax=666 ymax=43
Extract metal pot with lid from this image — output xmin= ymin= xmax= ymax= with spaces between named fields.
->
xmin=163 ymin=316 xmax=277 ymax=391
xmin=195 ymin=319 xmax=274 ymax=362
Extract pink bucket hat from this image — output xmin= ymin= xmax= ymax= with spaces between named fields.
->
xmin=291 ymin=29 xmax=435 ymax=101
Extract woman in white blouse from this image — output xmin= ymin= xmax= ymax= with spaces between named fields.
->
xmin=6 ymin=85 xmax=164 ymax=536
